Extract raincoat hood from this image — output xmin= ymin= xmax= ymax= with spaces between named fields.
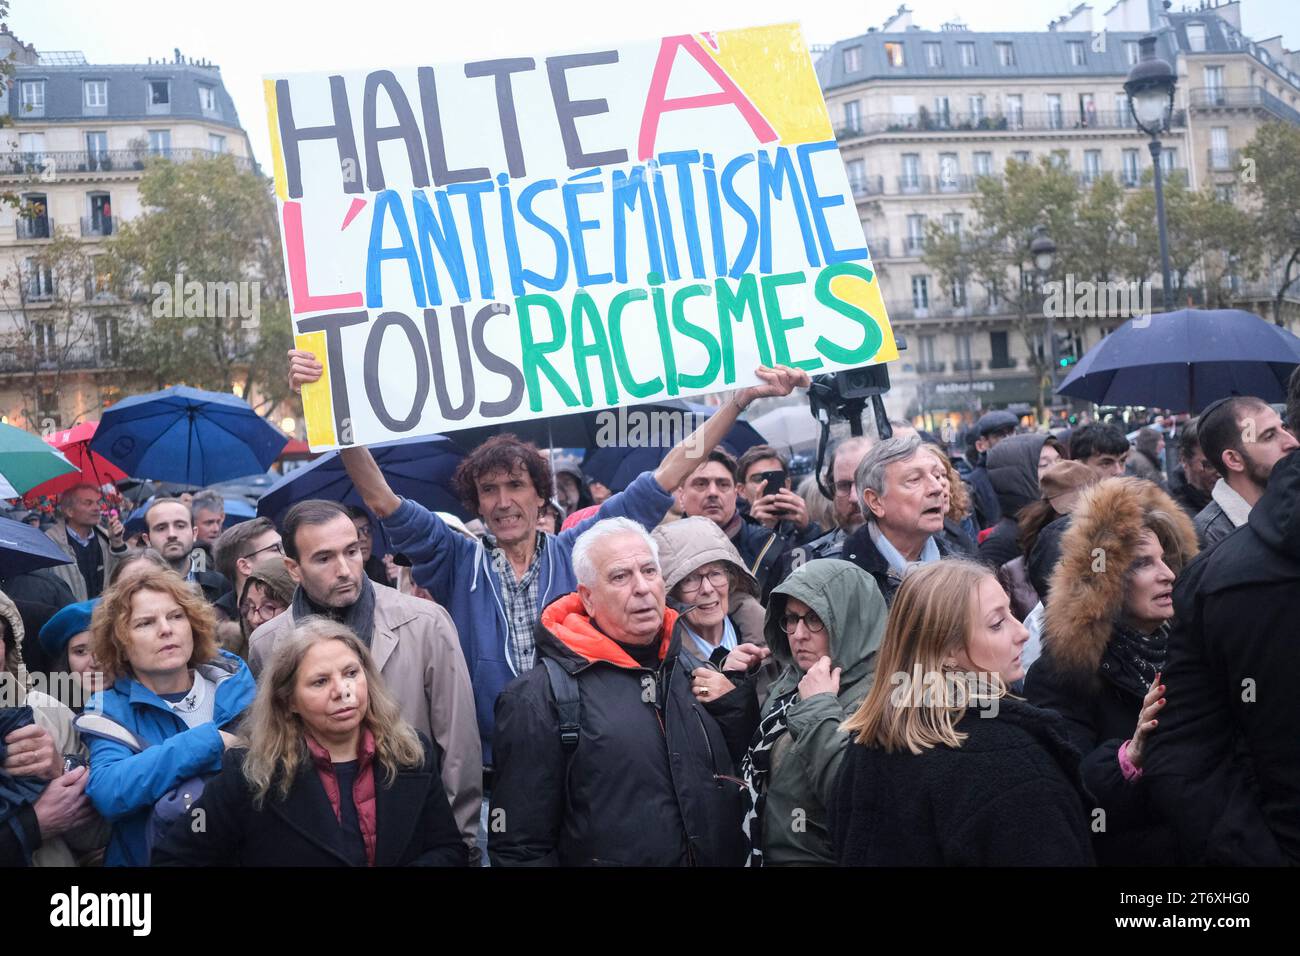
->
xmin=652 ymin=515 xmax=758 ymax=597
xmin=763 ymin=559 xmax=886 ymax=691
xmin=986 ymin=433 xmax=1048 ymax=518
xmin=0 ymin=587 xmax=31 ymax=703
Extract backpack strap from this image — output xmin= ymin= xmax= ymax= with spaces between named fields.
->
xmin=541 ymin=657 xmax=581 ymax=754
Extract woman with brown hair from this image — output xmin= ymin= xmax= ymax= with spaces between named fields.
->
xmin=834 ymin=560 xmax=1094 ymax=866
xmin=1025 ymin=477 xmax=1198 ymax=865
xmin=925 ymin=444 xmax=978 ymax=554
xmin=82 ymin=566 xmax=255 ymax=866
xmin=152 ymin=617 xmax=466 ymax=866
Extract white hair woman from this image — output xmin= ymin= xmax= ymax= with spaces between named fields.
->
xmin=152 ymin=617 xmax=467 ymax=866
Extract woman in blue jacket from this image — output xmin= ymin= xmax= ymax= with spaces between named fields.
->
xmin=83 ymin=566 xmax=254 ymax=866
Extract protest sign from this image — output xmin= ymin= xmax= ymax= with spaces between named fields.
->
xmin=264 ymin=22 xmax=897 ymax=450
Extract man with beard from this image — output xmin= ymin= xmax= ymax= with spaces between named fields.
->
xmin=1193 ymin=397 xmax=1299 ymax=548
xmin=246 ymin=499 xmax=481 ymax=860
xmin=143 ymin=499 xmax=231 ymax=606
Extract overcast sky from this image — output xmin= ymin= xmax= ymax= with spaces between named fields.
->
xmin=11 ymin=0 xmax=1299 ymax=167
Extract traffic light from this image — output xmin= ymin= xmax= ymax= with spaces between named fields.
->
xmin=1053 ymin=332 xmax=1078 ymax=368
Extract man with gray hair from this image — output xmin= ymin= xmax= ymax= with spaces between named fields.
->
xmin=841 ymin=435 xmax=972 ymax=605
xmin=44 ymin=483 xmax=126 ymax=601
xmin=490 ymin=518 xmax=750 ymax=866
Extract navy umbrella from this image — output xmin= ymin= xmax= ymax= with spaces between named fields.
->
xmin=0 ymin=515 xmax=74 ymax=577
xmin=91 ymin=386 xmax=289 ymax=485
xmin=1058 ymin=308 xmax=1300 ymax=413
xmin=581 ymin=402 xmax=768 ymax=492
xmin=256 ymin=435 xmax=471 ymax=554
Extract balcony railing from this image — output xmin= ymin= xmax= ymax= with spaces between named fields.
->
xmin=914 ymin=361 xmax=947 ymax=373
xmin=898 ymin=174 xmax=932 ymax=194
xmin=988 ymin=357 xmax=1019 ymax=370
xmin=0 ymin=148 xmax=254 ymax=179
xmin=1207 ymin=148 xmax=1243 ymax=171
xmin=837 ymin=108 xmax=1186 ymax=139
xmin=80 ymin=215 xmax=113 ymax=237
xmin=16 ymin=217 xmax=52 ymax=240
xmin=936 ymin=174 xmax=981 ymax=193
xmin=850 ymin=175 xmax=886 ymax=197
xmin=0 ymin=345 xmax=120 ymax=372
xmin=952 ymin=359 xmax=983 ymax=372
xmin=1189 ymin=86 xmax=1300 ymax=125
xmin=865 ymin=237 xmax=889 ymax=258
xmin=903 ymin=236 xmax=926 ymax=255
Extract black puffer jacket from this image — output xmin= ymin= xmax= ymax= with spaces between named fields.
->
xmin=832 ymin=696 xmax=1095 ymax=866
xmin=489 ymin=594 xmax=751 ymax=866
xmin=979 ymin=434 xmax=1048 ymax=568
xmin=1145 ymin=449 xmax=1300 ymax=864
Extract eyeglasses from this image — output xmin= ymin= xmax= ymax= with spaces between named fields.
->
xmin=242 ymin=541 xmax=284 ymax=562
xmin=679 ymin=568 xmax=729 ymax=595
xmin=779 ymin=610 xmax=825 ymax=633
xmin=240 ymin=600 xmax=286 ymax=622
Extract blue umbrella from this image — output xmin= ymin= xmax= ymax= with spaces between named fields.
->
xmin=1058 ymin=308 xmax=1300 ymax=412
xmin=256 ymin=435 xmax=471 ymax=554
xmin=90 ymin=385 xmax=289 ymax=485
xmin=223 ymin=497 xmax=257 ymax=527
xmin=581 ymin=402 xmax=767 ymax=492
xmin=0 ymin=515 xmax=74 ymax=577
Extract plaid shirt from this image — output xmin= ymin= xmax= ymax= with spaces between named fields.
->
xmin=492 ymin=532 xmax=545 ymax=674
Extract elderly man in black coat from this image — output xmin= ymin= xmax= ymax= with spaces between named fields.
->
xmin=1144 ymin=449 xmax=1300 ymax=864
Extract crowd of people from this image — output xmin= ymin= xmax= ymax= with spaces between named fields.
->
xmin=2 ymin=352 xmax=1299 ymax=867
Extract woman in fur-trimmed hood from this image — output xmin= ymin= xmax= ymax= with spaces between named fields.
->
xmin=1024 ymin=477 xmax=1198 ymax=866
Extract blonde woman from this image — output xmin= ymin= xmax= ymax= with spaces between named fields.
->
xmin=833 ymin=560 xmax=1094 ymax=866
xmin=152 ymin=618 xmax=466 ymax=866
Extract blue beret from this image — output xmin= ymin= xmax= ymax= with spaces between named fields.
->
xmin=38 ymin=599 xmax=98 ymax=658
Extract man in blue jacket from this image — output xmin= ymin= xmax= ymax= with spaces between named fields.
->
xmin=289 ymin=350 xmax=809 ymax=770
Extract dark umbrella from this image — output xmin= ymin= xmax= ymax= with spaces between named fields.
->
xmin=0 ymin=515 xmax=74 ymax=576
xmin=256 ymin=435 xmax=471 ymax=554
xmin=1058 ymin=308 xmax=1300 ymax=412
xmin=91 ymin=385 xmax=289 ymax=485
xmin=581 ymin=402 xmax=767 ymax=492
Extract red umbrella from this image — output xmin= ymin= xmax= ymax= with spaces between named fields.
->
xmin=22 ymin=421 xmax=128 ymax=505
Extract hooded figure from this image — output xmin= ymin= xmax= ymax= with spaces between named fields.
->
xmin=738 ymin=559 xmax=886 ymax=866
xmin=978 ymin=433 xmax=1048 ymax=569
xmin=1025 ymin=477 xmax=1198 ymax=865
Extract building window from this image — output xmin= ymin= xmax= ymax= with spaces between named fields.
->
xmin=906 ymin=214 xmax=926 ymax=252
xmin=1005 ymin=93 xmax=1023 ymax=128
xmin=969 ymin=94 xmax=986 ymax=121
xmin=843 ymin=99 xmax=861 ymax=132
xmin=83 ymin=79 xmax=107 ymax=108
xmin=19 ymin=80 xmax=45 ymax=114
xmin=951 ymin=280 xmax=968 ymax=308
xmin=148 ymin=129 xmax=172 ymax=156
xmin=1160 ymin=147 xmax=1178 ymax=173
xmin=846 ymin=158 xmax=866 ymax=192
xmin=933 ymin=96 xmax=951 ymax=127
xmin=996 ymin=42 xmax=1016 ymax=67
xmin=989 ymin=281 xmax=1003 ymax=307
xmin=1122 ymin=148 xmax=1140 ymax=185
xmin=918 ymin=335 xmax=936 ymax=368
xmin=1204 ymin=66 xmax=1225 ymax=103
xmin=19 ymin=192 xmax=50 ymax=239
xmin=938 ymin=152 xmax=959 ymax=189
xmin=19 ymin=132 xmax=45 ymax=164
xmin=199 ymin=85 xmax=217 ymax=112
xmin=1115 ymin=91 xmax=1132 ymax=126
xmin=990 ymin=330 xmax=1011 ymax=367
xmin=1079 ymin=92 xmax=1096 ymax=126
xmin=954 ymin=332 xmax=973 ymax=365
xmin=1083 ymin=149 xmax=1102 ymax=182
xmin=1046 ymin=93 xmax=1063 ymax=129
xmin=1124 ymin=41 xmax=1140 ymax=65
xmin=925 ymin=42 xmax=943 ymax=68
xmin=1187 ymin=23 xmax=1206 ymax=53
xmin=87 ymin=192 xmax=113 ymax=236
xmin=150 ymin=80 xmax=170 ymax=104
xmin=973 ymin=151 xmax=993 ymax=176
xmin=943 ymin=213 xmax=963 ymax=236
xmin=26 ymin=258 xmax=55 ymax=300
xmin=209 ymin=133 xmax=227 ymax=154
xmin=96 ymin=315 xmax=120 ymax=360
xmin=843 ymin=45 xmax=862 ymax=72
xmin=1050 ymin=149 xmax=1069 ymax=169
xmin=86 ymin=132 xmax=108 ymax=166
xmin=1013 ymin=149 xmax=1031 ymax=164
xmin=959 ymin=42 xmax=977 ymax=66
xmin=1068 ymin=41 xmax=1086 ymax=66
xmin=901 ymin=153 xmax=921 ymax=190
xmin=912 ymin=275 xmax=930 ymax=310
xmin=884 ymin=42 xmax=905 ymax=67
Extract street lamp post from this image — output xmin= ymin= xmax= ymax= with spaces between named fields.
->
xmin=1030 ymin=226 xmax=1057 ymax=413
xmin=1125 ymin=34 xmax=1177 ymax=312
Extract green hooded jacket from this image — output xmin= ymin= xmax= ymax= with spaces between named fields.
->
xmin=758 ymin=559 xmax=887 ymax=865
